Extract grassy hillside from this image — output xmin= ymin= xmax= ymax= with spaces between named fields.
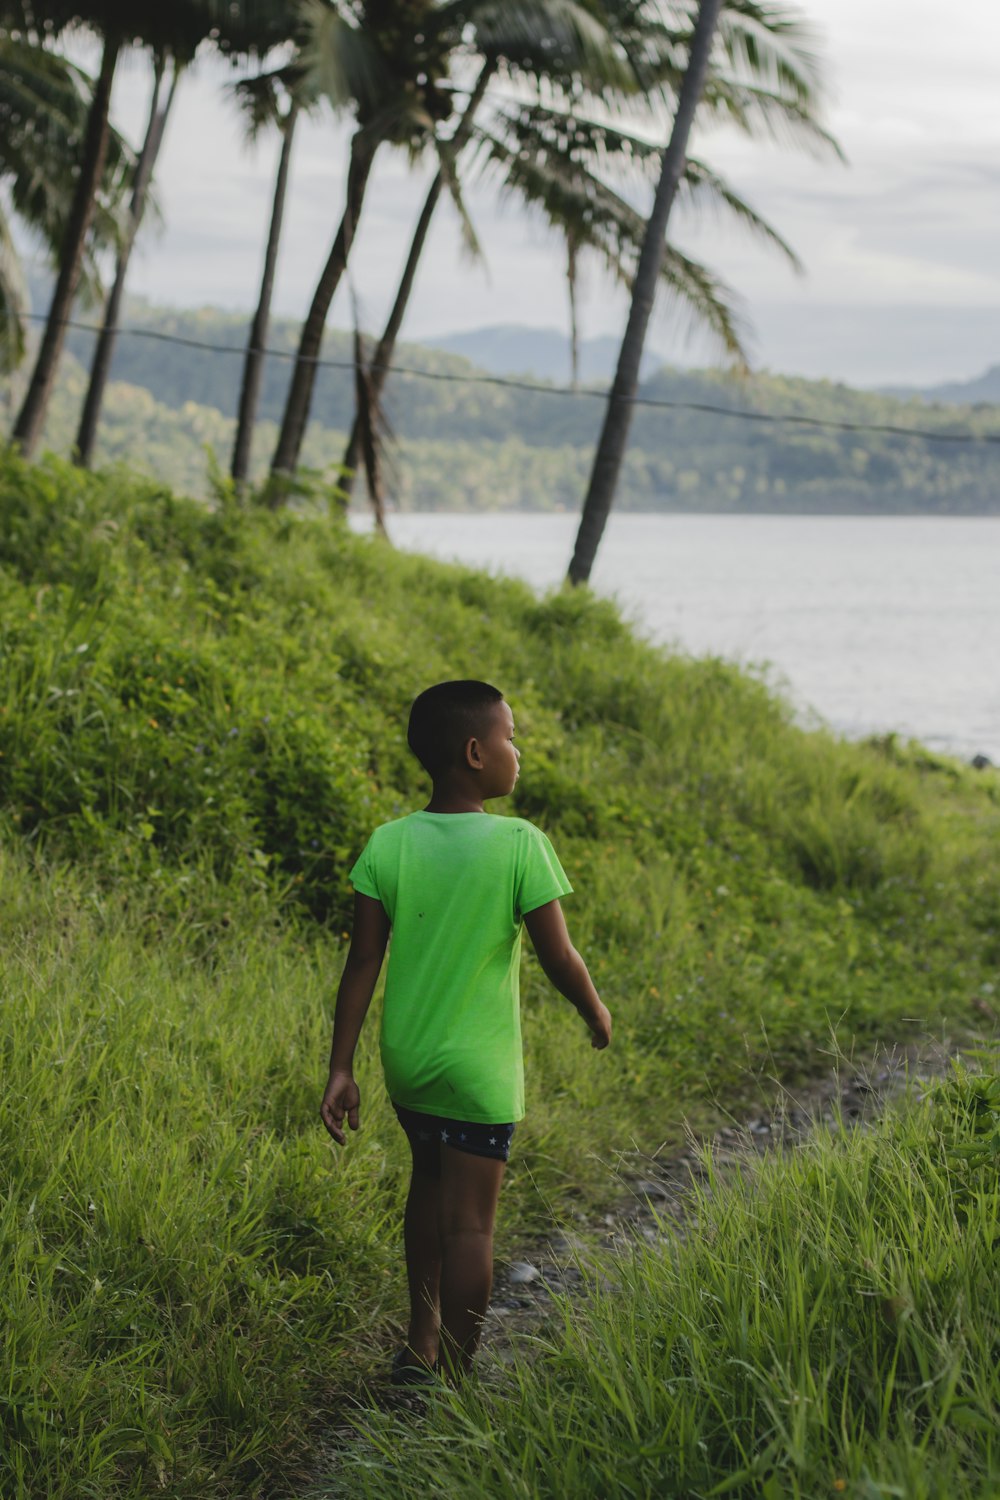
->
xmin=1 ymin=451 xmax=998 ymax=1496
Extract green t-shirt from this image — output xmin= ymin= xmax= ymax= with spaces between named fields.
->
xmin=349 ymin=811 xmax=572 ymax=1123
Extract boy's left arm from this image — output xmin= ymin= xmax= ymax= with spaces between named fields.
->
xmin=320 ymin=893 xmax=390 ymax=1145
xmin=524 ymin=898 xmax=612 ymax=1049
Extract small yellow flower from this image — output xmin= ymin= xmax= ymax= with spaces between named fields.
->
xmin=833 ymin=1482 xmax=846 ymax=1493
xmin=148 ymin=718 xmax=159 ymax=728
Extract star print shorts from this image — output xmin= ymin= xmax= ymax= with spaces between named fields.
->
xmin=393 ymin=1102 xmax=515 ymax=1175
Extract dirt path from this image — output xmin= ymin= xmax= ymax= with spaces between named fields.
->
xmin=298 ymin=1037 xmax=974 ymax=1492
xmin=480 ymin=1039 xmax=962 ymax=1366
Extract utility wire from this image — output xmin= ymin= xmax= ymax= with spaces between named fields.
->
xmin=24 ymin=312 xmax=1000 ymax=447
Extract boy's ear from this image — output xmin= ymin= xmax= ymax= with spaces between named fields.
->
xmin=464 ymin=735 xmax=484 ymax=771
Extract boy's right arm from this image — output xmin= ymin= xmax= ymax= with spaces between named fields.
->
xmin=523 ymin=899 xmax=612 ymax=1049
xmin=320 ymin=892 xmax=390 ymax=1144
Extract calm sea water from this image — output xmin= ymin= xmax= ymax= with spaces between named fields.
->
xmin=349 ymin=512 xmax=1000 ymax=763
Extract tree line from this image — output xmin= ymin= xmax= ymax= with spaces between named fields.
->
xmin=28 ymin=306 xmax=1000 ymax=513
xmin=1 ymin=0 xmax=840 ymax=572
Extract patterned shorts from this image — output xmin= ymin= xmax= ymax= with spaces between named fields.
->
xmin=393 ymin=1102 xmax=515 ymax=1174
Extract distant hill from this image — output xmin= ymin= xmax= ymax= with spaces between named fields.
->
xmin=422 ymin=324 xmax=669 ymax=384
xmin=7 ymin=293 xmax=1000 ymax=513
xmin=880 ymin=365 xmax=1000 ymax=406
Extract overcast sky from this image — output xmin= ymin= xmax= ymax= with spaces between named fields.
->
xmin=90 ymin=1 xmax=1000 ymax=386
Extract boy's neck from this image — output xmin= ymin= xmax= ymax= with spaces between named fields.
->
xmin=424 ymin=776 xmax=488 ymax=815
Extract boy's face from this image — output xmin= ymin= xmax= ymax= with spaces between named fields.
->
xmin=470 ymin=700 xmax=520 ymax=799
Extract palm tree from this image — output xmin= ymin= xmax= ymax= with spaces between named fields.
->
xmin=73 ymin=47 xmax=181 ymax=467
xmin=230 ymin=98 xmax=300 ymax=487
xmin=568 ymin=0 xmax=725 ymax=584
xmin=567 ymin=0 xmax=838 ymax=584
xmin=73 ymin=4 xmax=293 ymax=470
xmin=0 ymin=31 xmax=130 ymax=375
xmin=7 ymin=5 xmax=126 ymax=456
xmin=228 ymin=48 xmax=318 ymax=487
xmin=336 ymin=0 xmax=835 ymax=502
xmin=269 ymin=0 xmax=635 ymax=487
xmin=337 ymin=56 xmax=496 ymax=500
xmin=6 ymin=0 xmax=288 ymax=459
xmin=336 ymin=94 xmax=757 ymax=503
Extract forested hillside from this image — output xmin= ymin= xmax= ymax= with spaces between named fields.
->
xmin=7 ymin=298 xmax=1000 ymax=512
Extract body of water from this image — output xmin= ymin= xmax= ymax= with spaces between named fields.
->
xmin=349 ymin=512 xmax=1000 ymax=763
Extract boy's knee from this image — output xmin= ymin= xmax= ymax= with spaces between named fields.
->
xmin=440 ymin=1153 xmax=503 ymax=1235
xmin=440 ymin=1223 xmax=495 ymax=1258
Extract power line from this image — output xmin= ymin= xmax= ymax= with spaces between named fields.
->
xmin=25 ymin=311 xmax=1000 ymax=447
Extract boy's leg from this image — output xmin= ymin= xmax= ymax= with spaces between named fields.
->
xmin=402 ymin=1146 xmax=442 ymax=1368
xmin=438 ymin=1147 xmax=505 ymax=1379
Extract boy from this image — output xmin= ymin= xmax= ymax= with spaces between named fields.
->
xmin=320 ymin=680 xmax=611 ymax=1382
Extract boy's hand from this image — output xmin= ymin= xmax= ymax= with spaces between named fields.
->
xmin=589 ymin=1002 xmax=613 ymax=1050
xmin=320 ymin=1071 xmax=361 ymax=1145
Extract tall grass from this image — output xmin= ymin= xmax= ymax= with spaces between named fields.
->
xmin=337 ymin=1064 xmax=1000 ymax=1500
xmin=0 ymin=844 xmax=412 ymax=1497
xmin=1 ymin=451 xmax=998 ymax=1494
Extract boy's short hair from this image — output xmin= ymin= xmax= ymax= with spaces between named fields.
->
xmin=408 ymin=680 xmax=505 ymax=778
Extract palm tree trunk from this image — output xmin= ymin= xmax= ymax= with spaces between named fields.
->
xmin=12 ymin=33 xmax=120 ymax=458
xmin=567 ymin=0 xmax=723 ymax=586
xmin=339 ymin=59 xmax=494 ymax=500
xmin=339 ymin=168 xmax=442 ymax=500
xmin=567 ymin=235 xmax=580 ymax=389
xmin=351 ymin=323 xmax=389 ymax=538
xmin=269 ymin=133 xmax=375 ymax=489
xmin=74 ymin=50 xmax=179 ymax=469
xmin=231 ymin=98 xmax=300 ymax=487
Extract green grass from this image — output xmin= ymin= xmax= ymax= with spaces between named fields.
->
xmin=0 ymin=845 xmax=416 ymax=1496
xmin=334 ymin=1063 xmax=1000 ymax=1500
xmin=1 ymin=448 xmax=998 ymax=1495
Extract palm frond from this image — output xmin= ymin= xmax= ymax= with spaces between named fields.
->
xmin=296 ymin=0 xmax=390 ymax=118
xmin=354 ymin=92 xmax=439 ymax=159
xmin=557 ymin=0 xmax=841 ymax=152
xmin=483 ymin=98 xmax=659 ymax=189
xmin=714 ymin=0 xmax=823 ymax=102
xmin=434 ymin=0 xmax=638 ymax=98
xmin=471 ymin=107 xmax=758 ymax=364
xmin=653 ymin=243 xmax=750 ymax=367
xmin=481 ymin=98 xmax=802 ymax=269
xmin=229 ymin=68 xmax=286 ymax=138
xmin=0 ymin=36 xmax=91 ymax=176
xmin=229 ymin=50 xmax=322 ymax=141
xmin=673 ymin=155 xmax=801 ymax=269
xmin=435 ymin=140 xmax=485 ymax=263
xmin=699 ymin=74 xmax=844 ymax=157
xmin=0 ymin=33 xmax=135 ymax=281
